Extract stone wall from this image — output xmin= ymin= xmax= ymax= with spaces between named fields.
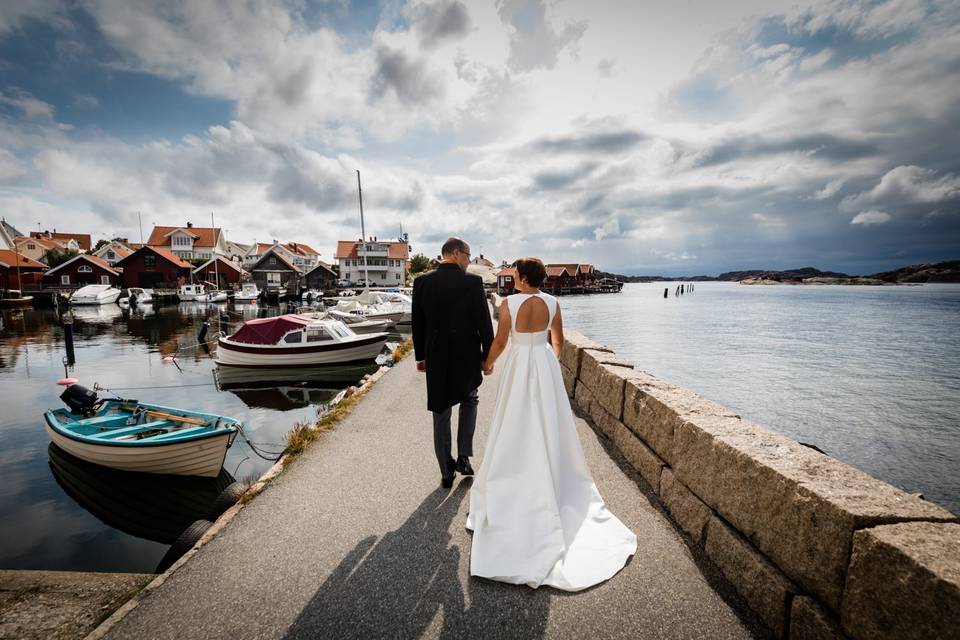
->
xmin=559 ymin=328 xmax=960 ymax=640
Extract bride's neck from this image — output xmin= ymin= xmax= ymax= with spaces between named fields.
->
xmin=516 ymin=284 xmax=540 ymax=294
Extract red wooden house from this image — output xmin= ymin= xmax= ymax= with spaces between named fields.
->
xmin=43 ymin=254 xmax=120 ymax=290
xmin=117 ymin=246 xmax=193 ymax=289
xmin=0 ymin=250 xmax=46 ymax=291
xmin=192 ymin=256 xmax=245 ymax=289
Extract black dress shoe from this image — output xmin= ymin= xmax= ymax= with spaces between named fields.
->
xmin=455 ymin=456 xmax=474 ymax=476
xmin=441 ymin=475 xmax=454 ymax=488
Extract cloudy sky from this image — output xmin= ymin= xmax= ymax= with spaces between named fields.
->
xmin=1 ymin=0 xmax=958 ymax=275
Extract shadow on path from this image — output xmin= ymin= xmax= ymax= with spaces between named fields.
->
xmin=283 ymin=480 xmax=551 ymax=639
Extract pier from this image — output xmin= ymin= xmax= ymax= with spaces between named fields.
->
xmin=67 ymin=329 xmax=960 ymax=640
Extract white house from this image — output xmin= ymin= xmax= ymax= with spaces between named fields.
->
xmin=334 ymin=237 xmax=409 ymax=285
xmin=146 ymin=222 xmax=229 ymax=261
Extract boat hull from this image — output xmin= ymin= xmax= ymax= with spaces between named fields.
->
xmin=71 ymin=291 xmax=122 ymax=305
xmin=44 ymin=423 xmax=231 ymax=478
xmin=215 ymin=333 xmax=387 ymax=367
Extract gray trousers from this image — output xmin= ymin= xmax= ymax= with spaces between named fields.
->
xmin=432 ymin=387 xmax=479 ymax=476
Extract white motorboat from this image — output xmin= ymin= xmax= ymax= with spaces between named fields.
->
xmin=313 ymin=310 xmax=393 ymax=334
xmin=70 ymin=284 xmax=122 ymax=306
xmin=334 ymin=300 xmax=403 ymax=326
xmin=178 ymin=284 xmax=205 ymax=301
xmin=300 ymin=289 xmax=324 ymax=305
xmin=118 ymin=288 xmax=153 ymax=307
xmin=215 ymin=315 xmax=388 ymax=368
xmin=234 ymin=282 xmax=260 ymax=303
xmin=196 ymin=290 xmax=228 ymax=303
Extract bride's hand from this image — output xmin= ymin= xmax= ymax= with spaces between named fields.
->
xmin=482 ymin=360 xmax=494 ymax=375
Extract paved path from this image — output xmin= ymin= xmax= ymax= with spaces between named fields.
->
xmin=103 ymin=358 xmax=761 ymax=640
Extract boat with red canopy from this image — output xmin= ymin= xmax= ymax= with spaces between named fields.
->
xmin=215 ymin=314 xmax=388 ymax=368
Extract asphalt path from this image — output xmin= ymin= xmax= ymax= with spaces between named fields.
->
xmin=103 ymin=356 xmax=761 ymax=640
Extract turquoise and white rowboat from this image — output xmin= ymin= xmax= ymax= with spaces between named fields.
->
xmin=44 ymin=395 xmax=241 ymax=478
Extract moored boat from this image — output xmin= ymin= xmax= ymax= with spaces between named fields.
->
xmin=44 ymin=384 xmax=240 ymax=478
xmin=118 ymin=287 xmax=154 ymax=307
xmin=70 ymin=284 xmax=122 ymax=305
xmin=0 ymin=289 xmax=34 ymax=307
xmin=215 ymin=314 xmax=388 ymax=368
xmin=234 ymin=282 xmax=260 ymax=303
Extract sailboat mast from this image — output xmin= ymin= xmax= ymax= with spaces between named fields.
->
xmin=357 ymin=170 xmax=370 ymax=287
xmin=13 ymin=235 xmax=23 ymax=292
xmin=211 ymin=211 xmax=219 ymax=289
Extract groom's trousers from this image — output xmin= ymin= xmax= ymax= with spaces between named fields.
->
xmin=432 ymin=387 xmax=479 ymax=475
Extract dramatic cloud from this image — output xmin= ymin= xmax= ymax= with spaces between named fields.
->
xmin=0 ymin=0 xmax=957 ymax=274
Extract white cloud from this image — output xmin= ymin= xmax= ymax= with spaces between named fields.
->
xmin=814 ymin=178 xmax=844 ymax=200
xmin=850 ymin=210 xmax=892 ymax=225
xmin=0 ymin=89 xmax=55 ymax=120
xmin=842 ymin=166 xmax=960 ymax=211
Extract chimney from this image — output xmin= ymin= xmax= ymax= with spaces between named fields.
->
xmin=187 ymin=221 xmax=193 ymax=228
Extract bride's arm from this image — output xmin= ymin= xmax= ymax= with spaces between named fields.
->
xmin=483 ymin=302 xmax=511 ymax=374
xmin=549 ymin=305 xmax=564 ymax=359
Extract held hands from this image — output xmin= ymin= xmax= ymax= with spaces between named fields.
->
xmin=416 ymin=360 xmax=426 ymax=373
xmin=482 ymin=359 xmax=494 ymax=376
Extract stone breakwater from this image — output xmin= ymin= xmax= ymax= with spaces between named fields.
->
xmin=553 ymin=324 xmax=959 ymax=640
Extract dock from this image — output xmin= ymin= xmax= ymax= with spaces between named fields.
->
xmin=94 ymin=356 xmax=762 ymax=640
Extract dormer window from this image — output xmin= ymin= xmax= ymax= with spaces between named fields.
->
xmin=106 ymin=251 xmax=115 ymax=260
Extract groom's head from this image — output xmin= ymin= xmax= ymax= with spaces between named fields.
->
xmin=441 ymin=237 xmax=471 ymax=270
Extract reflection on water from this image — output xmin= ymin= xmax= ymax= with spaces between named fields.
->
xmin=48 ymin=443 xmax=234 ymax=545
xmin=0 ymin=302 xmax=404 ymax=572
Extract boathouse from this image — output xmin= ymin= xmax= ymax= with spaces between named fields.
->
xmin=305 ymin=261 xmax=338 ymax=292
xmin=117 ymin=246 xmax=192 ymax=289
xmin=192 ymin=256 xmax=245 ymax=289
xmin=42 ymin=254 xmax=121 ymax=290
xmin=249 ymin=247 xmax=302 ymax=298
xmin=0 ymin=250 xmax=46 ymax=291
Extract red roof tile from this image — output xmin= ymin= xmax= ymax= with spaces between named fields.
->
xmin=0 ymin=250 xmax=46 ymax=269
xmin=30 ymin=231 xmax=91 ymax=251
xmin=335 ymin=240 xmax=409 ymax=260
xmin=147 ymin=225 xmax=221 ymax=248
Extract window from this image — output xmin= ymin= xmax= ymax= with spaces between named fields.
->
xmin=396 ymin=273 xmax=401 ymax=281
xmin=27 ymin=243 xmax=35 ymax=250
xmin=61 ymin=275 xmax=70 ymax=285
xmin=267 ymin=272 xmax=281 ymax=284
xmin=101 ymin=275 xmax=110 ymax=285
xmin=144 ymin=254 xmax=156 ymax=268
xmin=269 ymin=257 xmax=277 ymax=265
xmin=283 ymin=331 xmax=303 ymax=344
xmin=77 ymin=265 xmax=92 ymax=273
xmin=306 ymin=328 xmax=331 ymax=342
xmin=106 ymin=251 xmax=115 ymax=260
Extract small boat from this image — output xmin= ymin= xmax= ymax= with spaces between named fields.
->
xmin=334 ymin=300 xmax=404 ymax=326
xmin=70 ymin=284 xmax=122 ymax=306
xmin=177 ymin=284 xmax=206 ymax=301
xmin=0 ymin=289 xmax=33 ymax=307
xmin=44 ymin=384 xmax=240 ymax=478
xmin=234 ymin=282 xmax=260 ymax=303
xmin=215 ymin=314 xmax=388 ymax=368
xmin=118 ymin=287 xmax=153 ymax=307
xmin=196 ymin=290 xmax=228 ymax=303
xmin=323 ymin=309 xmax=394 ymax=333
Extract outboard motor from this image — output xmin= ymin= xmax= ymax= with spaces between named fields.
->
xmin=60 ymin=384 xmax=100 ymax=417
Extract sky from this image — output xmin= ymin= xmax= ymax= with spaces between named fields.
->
xmin=0 ymin=0 xmax=958 ymax=276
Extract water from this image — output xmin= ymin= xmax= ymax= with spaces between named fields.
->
xmin=560 ymin=282 xmax=960 ymax=515
xmin=0 ymin=302 xmax=402 ymax=573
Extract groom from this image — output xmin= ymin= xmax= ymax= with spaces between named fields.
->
xmin=412 ymin=237 xmax=494 ymax=488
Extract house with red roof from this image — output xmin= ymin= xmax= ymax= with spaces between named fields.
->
xmin=242 ymin=240 xmax=323 ymax=272
xmin=116 ymin=246 xmax=193 ymax=289
xmin=0 ymin=249 xmax=46 ymax=291
xmin=30 ymin=229 xmax=91 ymax=252
xmin=43 ymin=254 xmax=120 ymax=290
xmin=334 ymin=237 xmax=409 ymax=286
xmin=15 ymin=234 xmax=69 ymax=263
xmin=92 ymin=241 xmax=135 ymax=266
xmin=192 ymin=256 xmax=246 ymax=289
xmin=146 ymin=221 xmax=228 ymax=261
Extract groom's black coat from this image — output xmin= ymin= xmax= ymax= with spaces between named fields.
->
xmin=412 ymin=263 xmax=494 ymax=413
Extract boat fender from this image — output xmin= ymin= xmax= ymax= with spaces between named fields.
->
xmin=155 ymin=519 xmax=213 ymax=574
xmin=207 ymin=482 xmax=249 ymax=521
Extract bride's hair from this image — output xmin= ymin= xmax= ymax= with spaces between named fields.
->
xmin=515 ymin=257 xmax=547 ymax=287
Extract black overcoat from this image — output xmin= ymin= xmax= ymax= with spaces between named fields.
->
xmin=412 ymin=264 xmax=494 ymax=413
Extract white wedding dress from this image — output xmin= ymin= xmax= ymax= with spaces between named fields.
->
xmin=466 ymin=292 xmax=637 ymax=591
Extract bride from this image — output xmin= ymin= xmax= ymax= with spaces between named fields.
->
xmin=466 ymin=257 xmax=637 ymax=591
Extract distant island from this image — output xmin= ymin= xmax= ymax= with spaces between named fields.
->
xmin=598 ymin=260 xmax=960 ymax=285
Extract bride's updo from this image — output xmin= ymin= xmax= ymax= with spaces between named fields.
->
xmin=515 ymin=257 xmax=547 ymax=287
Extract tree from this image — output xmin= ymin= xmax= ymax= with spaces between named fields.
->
xmin=92 ymin=238 xmax=110 ymax=253
xmin=409 ymin=252 xmax=431 ymax=275
xmin=43 ymin=247 xmax=79 ymax=267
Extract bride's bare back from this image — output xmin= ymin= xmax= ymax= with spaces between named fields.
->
xmin=514 ymin=296 xmax=550 ymax=333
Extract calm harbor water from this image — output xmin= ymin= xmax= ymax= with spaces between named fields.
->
xmin=0 ymin=302 xmax=401 ymax=573
xmin=561 ymin=282 xmax=960 ymax=515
